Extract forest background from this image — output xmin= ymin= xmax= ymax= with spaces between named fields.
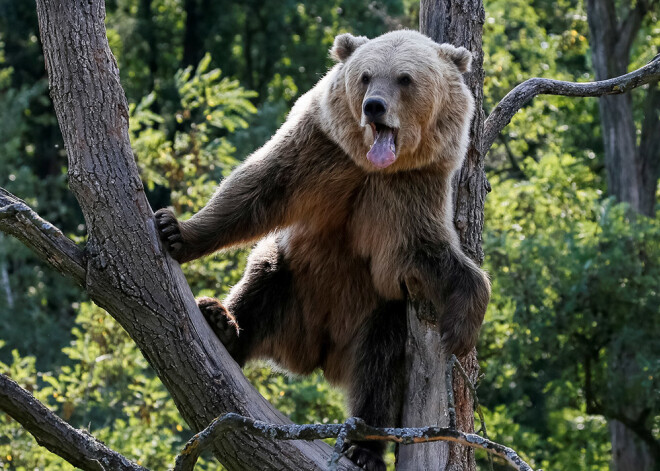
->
xmin=0 ymin=0 xmax=658 ymax=469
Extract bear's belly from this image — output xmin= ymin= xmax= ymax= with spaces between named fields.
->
xmin=349 ymin=210 xmax=407 ymax=300
xmin=279 ymin=225 xmax=380 ymax=380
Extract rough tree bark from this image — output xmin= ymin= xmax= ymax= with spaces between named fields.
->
xmin=0 ymin=0 xmax=492 ymax=469
xmin=33 ymin=1 xmax=356 ymax=469
xmin=33 ymin=1 xmax=492 ymax=470
xmin=399 ymin=1 xmax=487 ymax=470
xmin=585 ymin=2 xmax=659 ymax=470
xmin=6 ymin=0 xmax=654 ymax=469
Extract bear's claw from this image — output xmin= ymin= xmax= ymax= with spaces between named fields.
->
xmin=155 ymin=208 xmax=185 ymax=258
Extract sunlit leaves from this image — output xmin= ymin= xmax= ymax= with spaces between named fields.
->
xmin=130 ymin=54 xmax=256 ymax=214
xmin=480 ymin=155 xmax=660 ymax=469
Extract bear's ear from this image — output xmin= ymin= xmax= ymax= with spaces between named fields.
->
xmin=437 ymin=44 xmax=472 ymax=74
xmin=330 ymin=33 xmax=369 ymax=62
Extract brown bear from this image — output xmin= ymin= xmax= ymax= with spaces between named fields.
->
xmin=156 ymin=30 xmax=490 ymax=470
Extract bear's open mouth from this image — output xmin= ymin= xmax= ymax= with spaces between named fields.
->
xmin=367 ymin=123 xmax=398 ymax=169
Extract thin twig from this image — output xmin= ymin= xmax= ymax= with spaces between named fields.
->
xmin=172 ymin=412 xmax=534 ymax=471
xmin=481 ymin=54 xmax=660 ymax=156
xmin=0 ymin=374 xmax=147 ymax=471
xmin=0 ymin=187 xmax=86 ymax=285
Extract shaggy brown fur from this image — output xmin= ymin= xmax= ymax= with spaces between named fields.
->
xmin=156 ymin=30 xmax=490 ymax=471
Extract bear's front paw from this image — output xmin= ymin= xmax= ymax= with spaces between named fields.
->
xmin=438 ymin=265 xmax=489 ymax=357
xmin=155 ymin=208 xmax=186 ymax=262
xmin=197 ymin=297 xmax=240 ymax=353
xmin=345 ymin=445 xmax=386 ymax=471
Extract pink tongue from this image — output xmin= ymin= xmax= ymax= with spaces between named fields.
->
xmin=367 ymin=128 xmax=396 ymax=168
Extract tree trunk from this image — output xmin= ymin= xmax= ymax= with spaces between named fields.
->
xmin=610 ymin=420 xmax=657 ymax=471
xmin=586 ymin=2 xmax=659 ymax=469
xmin=399 ymin=1 xmax=487 ymax=470
xmin=35 ymin=1 xmax=355 ymax=469
xmin=182 ymin=0 xmax=203 ymax=67
xmin=586 ymin=0 xmax=659 ymax=217
xmin=137 ymin=0 xmax=158 ymax=91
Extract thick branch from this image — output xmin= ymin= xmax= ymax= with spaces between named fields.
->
xmin=0 ymin=374 xmax=147 ymax=471
xmin=173 ymin=413 xmax=534 ymax=471
xmin=0 ymin=187 xmax=85 ymax=285
xmin=481 ymin=55 xmax=660 ymax=156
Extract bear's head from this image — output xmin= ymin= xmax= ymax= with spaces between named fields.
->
xmin=320 ymin=30 xmax=474 ymax=173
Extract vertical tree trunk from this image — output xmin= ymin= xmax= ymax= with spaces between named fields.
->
xmin=586 ymin=1 xmax=642 ymax=213
xmin=183 ymin=0 xmax=203 ymax=67
xmin=0 ymin=235 xmax=13 ymax=308
xmin=399 ymin=1 xmax=487 ymax=470
xmin=610 ymin=421 xmax=657 ymax=471
xmin=586 ymin=0 xmax=659 ymax=217
xmin=399 ymin=301 xmax=452 ymax=469
xmin=137 ymin=0 xmax=158 ymax=91
xmin=585 ymin=2 xmax=659 ymax=470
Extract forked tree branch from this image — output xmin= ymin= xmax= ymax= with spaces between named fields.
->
xmin=0 ymin=187 xmax=85 ymax=285
xmin=481 ymin=54 xmax=660 ymax=156
xmin=0 ymin=374 xmax=146 ymax=471
xmin=173 ymin=413 xmax=535 ymax=471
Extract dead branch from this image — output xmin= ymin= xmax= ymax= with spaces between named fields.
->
xmin=0 ymin=374 xmax=146 ymax=471
xmin=0 ymin=187 xmax=85 ymax=285
xmin=481 ymin=54 xmax=660 ymax=156
xmin=173 ymin=413 xmax=535 ymax=471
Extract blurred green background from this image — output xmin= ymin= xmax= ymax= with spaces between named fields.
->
xmin=0 ymin=0 xmax=658 ymax=469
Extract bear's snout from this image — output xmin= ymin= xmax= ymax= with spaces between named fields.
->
xmin=363 ymin=97 xmax=387 ymax=122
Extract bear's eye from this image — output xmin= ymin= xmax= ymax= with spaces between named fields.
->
xmin=361 ymin=74 xmax=370 ymax=85
xmin=398 ymin=75 xmax=412 ymax=86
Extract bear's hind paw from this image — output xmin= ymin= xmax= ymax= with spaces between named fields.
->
xmin=345 ymin=445 xmax=386 ymax=471
xmin=197 ymin=297 xmax=240 ymax=351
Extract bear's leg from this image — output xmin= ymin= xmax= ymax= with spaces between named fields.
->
xmin=408 ymin=244 xmax=490 ymax=356
xmin=345 ymin=299 xmax=407 ymax=471
xmin=200 ymin=237 xmax=294 ymax=366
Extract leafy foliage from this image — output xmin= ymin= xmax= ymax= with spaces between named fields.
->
xmin=0 ymin=0 xmax=658 ymax=470
xmin=130 ymin=53 xmax=257 ymax=212
xmin=0 ymin=41 xmax=81 ymax=370
xmin=480 ymin=156 xmax=660 ymax=469
xmin=0 ymin=304 xmax=215 ymax=470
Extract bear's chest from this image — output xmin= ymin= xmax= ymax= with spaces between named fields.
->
xmin=347 ymin=172 xmax=449 ymax=298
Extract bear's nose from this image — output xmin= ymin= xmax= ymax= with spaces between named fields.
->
xmin=363 ymin=98 xmax=387 ymax=121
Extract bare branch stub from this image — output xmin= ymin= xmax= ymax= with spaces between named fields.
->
xmin=0 ymin=187 xmax=86 ymax=285
xmin=0 ymin=374 xmax=147 ymax=471
xmin=481 ymin=55 xmax=660 ymax=156
xmin=173 ymin=413 xmax=535 ymax=471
